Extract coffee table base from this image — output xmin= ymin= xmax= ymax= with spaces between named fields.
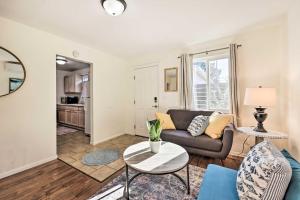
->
xmin=123 ymin=164 xmax=190 ymax=199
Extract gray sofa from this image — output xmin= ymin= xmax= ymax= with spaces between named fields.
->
xmin=160 ymin=109 xmax=234 ymax=160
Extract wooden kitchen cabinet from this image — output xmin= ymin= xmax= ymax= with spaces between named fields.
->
xmin=70 ymin=111 xmax=79 ymax=126
xmin=64 ymin=73 xmax=82 ymax=93
xmin=58 ymin=110 xmax=66 ymax=123
xmin=57 ymin=105 xmax=85 ymax=129
xmin=78 ymin=111 xmax=85 ymax=128
xmin=65 ymin=110 xmax=72 ymax=125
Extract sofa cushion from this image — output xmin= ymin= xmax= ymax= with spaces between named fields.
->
xmin=198 ymin=164 xmax=239 ymax=200
xmin=161 ymin=130 xmax=222 ymax=152
xmin=167 ymin=109 xmax=213 ymax=130
xmin=187 ymin=115 xmax=209 ymax=136
xmin=237 ymin=141 xmax=292 ymax=200
xmin=281 ymin=149 xmax=300 ymax=200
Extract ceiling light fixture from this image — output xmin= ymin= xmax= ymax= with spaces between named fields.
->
xmin=56 ymin=56 xmax=67 ymax=65
xmin=101 ymin=0 xmax=127 ymax=16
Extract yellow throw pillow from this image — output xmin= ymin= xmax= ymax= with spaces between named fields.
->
xmin=155 ymin=112 xmax=176 ymax=130
xmin=205 ymin=114 xmax=233 ymax=139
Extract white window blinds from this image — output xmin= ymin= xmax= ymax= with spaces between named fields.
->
xmin=192 ymin=55 xmax=230 ymax=112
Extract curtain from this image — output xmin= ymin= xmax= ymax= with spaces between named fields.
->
xmin=229 ymin=44 xmax=240 ymax=127
xmin=179 ymin=54 xmax=193 ymax=109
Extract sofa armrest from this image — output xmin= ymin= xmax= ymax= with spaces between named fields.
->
xmin=219 ymin=124 xmax=234 ymax=160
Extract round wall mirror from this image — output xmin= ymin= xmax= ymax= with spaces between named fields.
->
xmin=0 ymin=47 xmax=26 ymax=97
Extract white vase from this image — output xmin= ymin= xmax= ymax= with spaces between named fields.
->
xmin=149 ymin=140 xmax=161 ymax=153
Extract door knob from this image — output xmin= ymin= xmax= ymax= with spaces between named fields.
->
xmin=152 ymin=105 xmax=158 ymax=108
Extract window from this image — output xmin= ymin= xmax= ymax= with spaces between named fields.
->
xmin=81 ymin=74 xmax=89 ymax=82
xmin=192 ymin=55 xmax=230 ymax=112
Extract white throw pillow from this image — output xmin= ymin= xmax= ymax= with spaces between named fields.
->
xmin=187 ymin=115 xmax=209 ymax=136
xmin=236 ymin=141 xmax=292 ymax=200
xmin=209 ymin=111 xmax=222 ymax=123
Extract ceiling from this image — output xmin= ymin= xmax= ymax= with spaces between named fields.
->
xmin=56 ymin=56 xmax=90 ymax=71
xmin=0 ymin=0 xmax=291 ymax=59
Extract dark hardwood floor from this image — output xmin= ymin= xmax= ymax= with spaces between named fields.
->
xmin=0 ymin=155 xmax=243 ymax=200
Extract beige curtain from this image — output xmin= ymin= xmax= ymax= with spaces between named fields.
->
xmin=179 ymin=54 xmax=193 ymax=109
xmin=229 ymin=44 xmax=240 ymax=126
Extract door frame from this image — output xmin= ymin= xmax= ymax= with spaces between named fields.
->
xmin=55 ymin=55 xmax=94 ymax=145
xmin=133 ymin=63 xmax=159 ymax=137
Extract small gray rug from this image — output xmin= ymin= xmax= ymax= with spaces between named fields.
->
xmin=82 ymin=149 xmax=120 ymax=166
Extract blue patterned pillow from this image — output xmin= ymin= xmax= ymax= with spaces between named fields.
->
xmin=187 ymin=115 xmax=209 ymax=136
xmin=237 ymin=141 xmax=292 ymax=200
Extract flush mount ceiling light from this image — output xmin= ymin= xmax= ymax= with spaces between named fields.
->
xmin=56 ymin=56 xmax=67 ymax=65
xmin=101 ymin=0 xmax=127 ymax=16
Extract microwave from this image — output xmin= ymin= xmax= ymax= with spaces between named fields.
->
xmin=62 ymin=96 xmax=79 ymax=104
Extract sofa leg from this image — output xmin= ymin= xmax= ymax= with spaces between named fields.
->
xmin=220 ymin=159 xmax=224 ymax=166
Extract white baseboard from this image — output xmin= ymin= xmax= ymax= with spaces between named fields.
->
xmin=92 ymin=132 xmax=126 ymax=145
xmin=124 ymin=132 xmax=135 ymax=136
xmin=0 ymin=155 xmax=57 ymax=179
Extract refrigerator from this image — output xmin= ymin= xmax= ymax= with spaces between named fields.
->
xmin=81 ymin=81 xmax=91 ymax=135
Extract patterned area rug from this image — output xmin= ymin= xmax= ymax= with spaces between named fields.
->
xmin=57 ymin=126 xmax=78 ymax=135
xmin=89 ymin=165 xmax=205 ymax=200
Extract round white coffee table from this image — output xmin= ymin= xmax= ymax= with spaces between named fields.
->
xmin=123 ymin=141 xmax=190 ymax=199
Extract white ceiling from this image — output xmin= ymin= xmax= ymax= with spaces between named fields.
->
xmin=0 ymin=0 xmax=290 ymax=59
xmin=56 ymin=56 xmax=90 ymax=71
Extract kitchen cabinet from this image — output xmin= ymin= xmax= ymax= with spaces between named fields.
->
xmin=65 ymin=110 xmax=72 ymax=125
xmin=78 ymin=111 xmax=85 ymax=128
xmin=57 ymin=105 xmax=85 ymax=129
xmin=58 ymin=110 xmax=66 ymax=123
xmin=70 ymin=111 xmax=79 ymax=126
xmin=64 ymin=73 xmax=82 ymax=93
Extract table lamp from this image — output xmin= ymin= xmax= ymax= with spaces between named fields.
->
xmin=244 ymin=86 xmax=276 ymax=132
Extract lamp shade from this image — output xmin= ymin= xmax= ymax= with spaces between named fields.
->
xmin=244 ymin=87 xmax=276 ymax=107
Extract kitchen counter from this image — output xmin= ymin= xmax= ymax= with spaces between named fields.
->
xmin=57 ymin=103 xmax=84 ymax=107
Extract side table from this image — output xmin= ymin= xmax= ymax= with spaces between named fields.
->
xmin=236 ymin=126 xmax=288 ymax=154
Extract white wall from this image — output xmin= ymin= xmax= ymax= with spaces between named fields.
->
xmin=0 ymin=17 xmax=131 ymax=178
xmin=129 ymin=18 xmax=288 ymax=155
xmin=232 ymin=19 xmax=288 ymax=153
xmin=287 ymin=0 xmax=300 ymax=161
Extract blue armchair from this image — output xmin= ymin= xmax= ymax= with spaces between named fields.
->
xmin=197 ymin=164 xmax=239 ymax=200
xmin=197 ymin=150 xmax=300 ymax=200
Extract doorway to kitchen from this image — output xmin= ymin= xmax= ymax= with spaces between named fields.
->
xmin=55 ymin=55 xmax=92 ymax=160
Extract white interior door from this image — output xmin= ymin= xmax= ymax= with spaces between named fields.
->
xmin=134 ymin=65 xmax=159 ymax=137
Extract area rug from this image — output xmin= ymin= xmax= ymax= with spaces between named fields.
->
xmin=57 ymin=126 xmax=78 ymax=135
xmin=82 ymin=149 xmax=120 ymax=166
xmin=89 ymin=165 xmax=205 ymax=200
